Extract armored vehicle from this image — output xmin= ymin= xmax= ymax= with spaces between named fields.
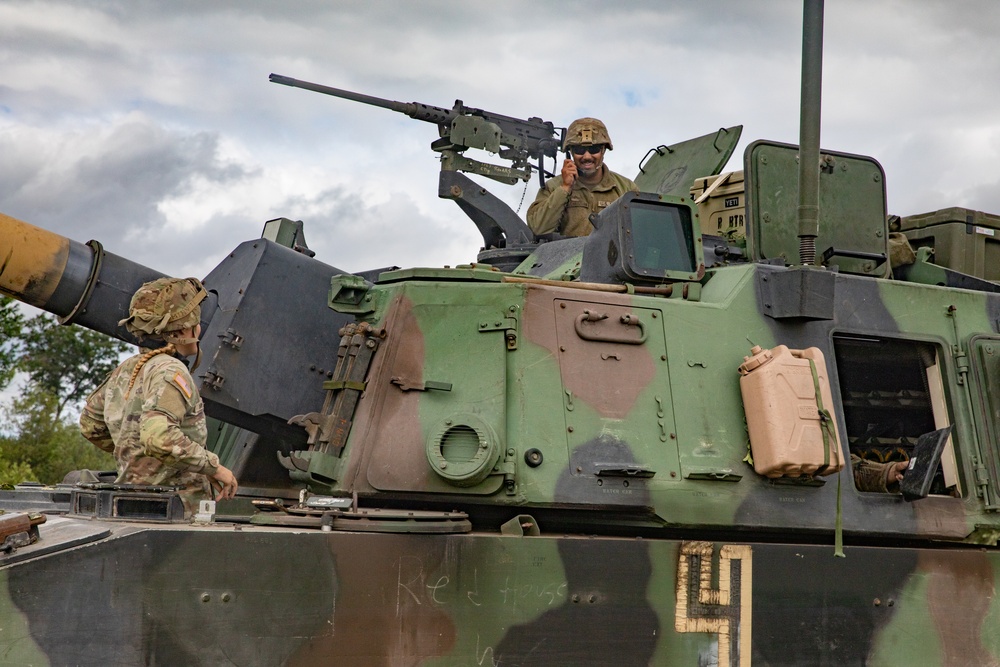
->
xmin=2 ymin=4 xmax=1000 ymax=665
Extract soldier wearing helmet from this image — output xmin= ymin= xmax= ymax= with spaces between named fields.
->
xmin=527 ymin=117 xmax=639 ymax=237
xmin=79 ymin=277 xmax=238 ymax=514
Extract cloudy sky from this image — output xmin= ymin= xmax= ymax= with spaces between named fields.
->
xmin=3 ymin=0 xmax=1000 ymax=286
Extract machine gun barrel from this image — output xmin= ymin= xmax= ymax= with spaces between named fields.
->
xmin=269 ymin=74 xmax=455 ymax=126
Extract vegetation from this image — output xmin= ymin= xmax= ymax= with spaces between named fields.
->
xmin=0 ymin=297 xmax=128 ymax=486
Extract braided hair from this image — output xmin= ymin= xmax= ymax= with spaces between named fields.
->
xmin=126 ymin=344 xmax=177 ymax=392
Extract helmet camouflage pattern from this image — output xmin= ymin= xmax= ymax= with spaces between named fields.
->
xmin=119 ymin=277 xmax=207 ymax=342
xmin=563 ymin=117 xmax=613 ymax=151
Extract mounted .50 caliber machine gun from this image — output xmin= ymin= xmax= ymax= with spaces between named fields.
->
xmin=269 ymin=74 xmax=564 ymax=254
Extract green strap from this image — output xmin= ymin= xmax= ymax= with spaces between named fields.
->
xmin=808 ymin=358 xmax=837 ymax=471
xmin=808 ymin=358 xmax=845 ymax=558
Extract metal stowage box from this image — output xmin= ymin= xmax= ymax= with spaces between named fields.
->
xmin=738 ymin=345 xmax=845 ymax=478
xmin=899 ymin=207 xmax=1000 ymax=281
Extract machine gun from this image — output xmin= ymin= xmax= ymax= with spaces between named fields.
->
xmin=270 ymin=74 xmax=563 ymax=255
xmin=269 ymin=74 xmax=563 ymax=185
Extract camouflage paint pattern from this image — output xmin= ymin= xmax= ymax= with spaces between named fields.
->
xmin=1 ymin=228 xmax=998 ymax=664
xmin=2 ymin=517 xmax=1000 ymax=665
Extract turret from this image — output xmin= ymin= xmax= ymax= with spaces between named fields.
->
xmin=1 ymin=213 xmax=356 ymax=491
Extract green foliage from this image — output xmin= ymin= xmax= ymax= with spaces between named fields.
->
xmin=0 ymin=388 xmax=115 ymax=485
xmin=0 ymin=310 xmax=126 ymax=484
xmin=0 ymin=458 xmax=34 ymax=489
xmin=17 ymin=313 xmax=129 ymax=420
xmin=0 ymin=295 xmax=25 ymax=388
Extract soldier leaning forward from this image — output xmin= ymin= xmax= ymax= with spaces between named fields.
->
xmin=79 ymin=277 xmax=238 ymax=515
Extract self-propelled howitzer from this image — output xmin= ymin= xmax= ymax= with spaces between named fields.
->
xmin=4 ymin=8 xmax=1000 ymax=667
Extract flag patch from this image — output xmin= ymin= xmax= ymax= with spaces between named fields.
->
xmin=172 ymin=372 xmax=193 ymax=399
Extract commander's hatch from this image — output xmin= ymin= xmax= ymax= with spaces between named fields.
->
xmin=745 ymin=140 xmax=889 ymax=277
xmin=634 ymin=125 xmax=743 ymax=196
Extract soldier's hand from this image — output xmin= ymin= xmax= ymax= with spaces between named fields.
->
xmin=560 ymin=159 xmax=577 ymax=191
xmin=888 ymin=460 xmax=908 ymax=483
xmin=210 ymin=465 xmax=239 ymax=500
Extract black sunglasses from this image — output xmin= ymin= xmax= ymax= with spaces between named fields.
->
xmin=571 ymin=145 xmax=605 ymax=155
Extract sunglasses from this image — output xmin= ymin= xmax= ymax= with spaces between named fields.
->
xmin=570 ymin=145 xmax=605 ymax=155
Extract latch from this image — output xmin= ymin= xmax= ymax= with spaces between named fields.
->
xmin=478 ymin=305 xmax=520 ymax=350
xmin=390 ymin=377 xmax=452 ymax=392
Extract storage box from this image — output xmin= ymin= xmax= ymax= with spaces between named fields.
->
xmin=690 ymin=170 xmax=746 ymax=239
xmin=899 ymin=207 xmax=1000 ymax=281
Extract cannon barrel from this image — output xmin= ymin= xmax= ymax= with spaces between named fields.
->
xmin=2 ymin=210 xmax=359 ymax=469
xmin=0 ymin=212 xmax=166 ymax=342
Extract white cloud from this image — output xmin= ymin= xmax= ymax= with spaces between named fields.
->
xmin=2 ymin=0 xmax=1000 ymax=284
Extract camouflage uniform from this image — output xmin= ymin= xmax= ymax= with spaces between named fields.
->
xmin=851 ymin=453 xmax=904 ymax=493
xmin=79 ymin=277 xmax=217 ymax=515
xmin=526 ymin=167 xmax=639 ymax=237
xmin=526 ymin=117 xmax=639 ymax=237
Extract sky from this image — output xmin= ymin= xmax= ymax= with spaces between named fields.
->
xmin=3 ymin=0 xmax=1000 ymax=287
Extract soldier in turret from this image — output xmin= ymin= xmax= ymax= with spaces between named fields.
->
xmin=79 ymin=277 xmax=238 ymax=514
xmin=527 ymin=117 xmax=639 ymax=237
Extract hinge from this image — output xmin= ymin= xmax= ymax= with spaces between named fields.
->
xmin=203 ymin=368 xmax=225 ymax=390
xmin=494 ymin=449 xmax=517 ymax=496
xmin=219 ymin=328 xmax=243 ymax=350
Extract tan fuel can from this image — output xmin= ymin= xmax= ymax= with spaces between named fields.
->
xmin=738 ymin=345 xmax=845 ymax=478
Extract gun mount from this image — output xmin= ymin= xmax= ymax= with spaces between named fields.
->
xmin=271 ymin=74 xmax=564 ymax=258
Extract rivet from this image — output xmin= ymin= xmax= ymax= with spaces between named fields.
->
xmin=200 ymin=593 xmax=211 ymax=603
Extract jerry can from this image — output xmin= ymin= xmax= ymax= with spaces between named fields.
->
xmin=738 ymin=345 xmax=845 ymax=478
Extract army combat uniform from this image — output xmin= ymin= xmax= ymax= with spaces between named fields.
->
xmin=851 ymin=454 xmax=904 ymax=493
xmin=526 ymin=166 xmax=639 ymax=237
xmin=80 ymin=351 xmax=219 ymax=514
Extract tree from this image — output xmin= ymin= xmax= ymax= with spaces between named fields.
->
xmin=0 ymin=311 xmax=127 ymax=485
xmin=0 ymin=387 xmax=116 ymax=485
xmin=17 ymin=312 xmax=129 ymax=420
xmin=0 ymin=296 xmax=24 ymax=388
